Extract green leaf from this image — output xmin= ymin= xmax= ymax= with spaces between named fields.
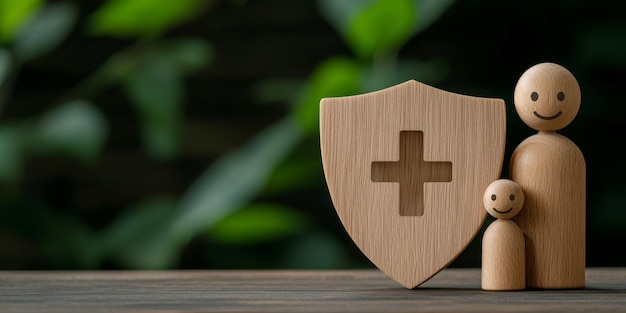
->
xmin=26 ymin=100 xmax=108 ymax=164
xmin=0 ymin=0 xmax=43 ymax=43
xmin=91 ymin=117 xmax=302 ymax=269
xmin=0 ymin=125 xmax=24 ymax=183
xmin=13 ymin=2 xmax=78 ymax=62
xmin=263 ymin=138 xmax=324 ymax=195
xmin=0 ymin=49 xmax=11 ymax=86
xmin=88 ymin=0 xmax=209 ymax=37
xmin=347 ymin=0 xmax=415 ymax=59
xmin=92 ymin=197 xmax=180 ymax=269
xmin=317 ymin=0 xmax=373 ymax=37
xmin=172 ymin=117 xmax=302 ymax=240
xmin=117 ymin=39 xmax=211 ymax=160
xmin=123 ymin=55 xmax=183 ymax=160
xmin=55 ymin=38 xmax=211 ymax=106
xmin=413 ymin=0 xmax=457 ymax=34
xmin=210 ymin=204 xmax=309 ymax=245
xmin=295 ymin=57 xmax=363 ymax=135
xmin=0 ymin=48 xmax=15 ymax=111
xmin=263 ymin=156 xmax=322 ymax=195
xmin=160 ymin=38 xmax=213 ymax=74
xmin=318 ymin=0 xmax=456 ymax=59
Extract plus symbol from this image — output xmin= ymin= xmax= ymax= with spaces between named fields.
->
xmin=371 ymin=131 xmax=452 ymax=216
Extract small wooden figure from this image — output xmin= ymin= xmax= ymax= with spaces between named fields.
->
xmin=482 ymin=179 xmax=525 ymax=291
xmin=510 ymin=63 xmax=585 ymax=289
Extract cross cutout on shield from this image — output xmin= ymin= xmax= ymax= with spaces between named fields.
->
xmin=320 ymin=80 xmax=506 ymax=288
xmin=371 ymin=131 xmax=452 ymax=217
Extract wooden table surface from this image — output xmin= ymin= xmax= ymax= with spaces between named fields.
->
xmin=1 ymin=268 xmax=625 ymax=312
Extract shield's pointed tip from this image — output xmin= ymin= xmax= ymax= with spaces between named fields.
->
xmin=392 ymin=275 xmax=425 ymax=289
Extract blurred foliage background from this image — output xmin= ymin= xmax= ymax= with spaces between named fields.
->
xmin=0 ymin=0 xmax=624 ymax=270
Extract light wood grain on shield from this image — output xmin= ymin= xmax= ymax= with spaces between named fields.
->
xmin=320 ymin=80 xmax=506 ymax=289
xmin=371 ymin=131 xmax=452 ymax=216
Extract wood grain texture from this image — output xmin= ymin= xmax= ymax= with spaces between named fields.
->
xmin=483 ymin=179 xmax=524 ymax=219
xmin=371 ymin=131 xmax=453 ymax=216
xmin=513 ymin=63 xmax=581 ymax=132
xmin=320 ymin=80 xmax=506 ymax=288
xmin=511 ymin=133 xmax=585 ymax=288
xmin=482 ymin=219 xmax=525 ymax=291
xmin=0 ymin=269 xmax=625 ymax=313
xmin=511 ymin=63 xmax=585 ymax=289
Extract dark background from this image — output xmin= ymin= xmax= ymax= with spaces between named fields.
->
xmin=0 ymin=0 xmax=624 ymax=270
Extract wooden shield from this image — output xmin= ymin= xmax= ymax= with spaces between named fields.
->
xmin=320 ymin=80 xmax=506 ymax=288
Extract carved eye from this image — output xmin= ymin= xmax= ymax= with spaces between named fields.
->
xmin=557 ymin=92 xmax=565 ymax=101
xmin=509 ymin=194 xmax=515 ymax=201
xmin=531 ymin=92 xmax=539 ymax=101
xmin=491 ymin=194 xmax=497 ymax=201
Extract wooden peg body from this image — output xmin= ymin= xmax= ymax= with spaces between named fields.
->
xmin=510 ymin=62 xmax=585 ymax=289
xmin=510 ymin=132 xmax=585 ymax=289
xmin=482 ymin=219 xmax=525 ymax=291
xmin=481 ymin=179 xmax=525 ymax=291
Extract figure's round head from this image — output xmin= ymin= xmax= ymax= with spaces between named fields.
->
xmin=483 ymin=179 xmax=524 ymax=219
xmin=514 ymin=63 xmax=581 ymax=131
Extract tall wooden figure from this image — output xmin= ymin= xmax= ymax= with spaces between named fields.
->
xmin=510 ymin=63 xmax=585 ymax=289
xmin=482 ymin=179 xmax=525 ymax=291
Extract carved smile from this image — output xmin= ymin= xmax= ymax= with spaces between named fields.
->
xmin=493 ymin=207 xmax=513 ymax=214
xmin=533 ymin=111 xmax=562 ymax=120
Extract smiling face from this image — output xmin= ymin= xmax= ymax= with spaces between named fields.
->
xmin=514 ymin=63 xmax=581 ymax=131
xmin=483 ymin=179 xmax=524 ymax=219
